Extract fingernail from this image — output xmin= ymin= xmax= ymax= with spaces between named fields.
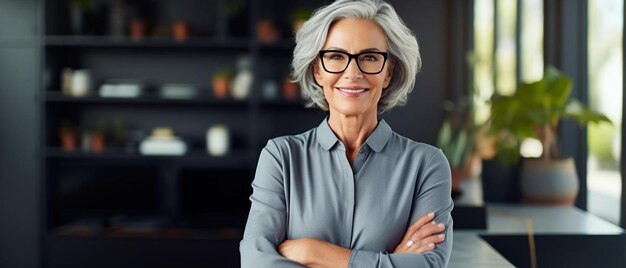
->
xmin=428 ymin=212 xmax=434 ymax=218
xmin=438 ymin=234 xmax=445 ymax=239
xmin=429 ymin=243 xmax=434 ymax=248
xmin=431 ymin=221 xmax=437 ymax=225
xmin=438 ymin=223 xmax=445 ymax=229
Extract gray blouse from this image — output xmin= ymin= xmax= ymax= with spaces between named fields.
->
xmin=240 ymin=119 xmax=454 ymax=267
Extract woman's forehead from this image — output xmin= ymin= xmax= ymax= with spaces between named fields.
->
xmin=323 ymin=18 xmax=388 ymax=51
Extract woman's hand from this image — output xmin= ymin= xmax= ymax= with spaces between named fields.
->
xmin=278 ymin=238 xmax=316 ymax=265
xmin=278 ymin=238 xmax=351 ymax=268
xmin=393 ymin=212 xmax=447 ymax=254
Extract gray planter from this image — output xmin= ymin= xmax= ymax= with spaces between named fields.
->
xmin=520 ymin=157 xmax=579 ymax=205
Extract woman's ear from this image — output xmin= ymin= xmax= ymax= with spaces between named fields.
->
xmin=383 ymin=63 xmax=394 ymax=89
xmin=313 ymin=61 xmax=323 ymax=85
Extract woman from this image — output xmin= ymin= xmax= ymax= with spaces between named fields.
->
xmin=240 ymin=0 xmax=453 ymax=267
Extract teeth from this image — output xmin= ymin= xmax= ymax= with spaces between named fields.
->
xmin=338 ymin=88 xmax=367 ymax=93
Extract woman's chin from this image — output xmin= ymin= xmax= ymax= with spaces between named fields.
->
xmin=331 ymin=105 xmax=373 ymax=117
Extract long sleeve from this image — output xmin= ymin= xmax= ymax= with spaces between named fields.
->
xmin=239 ymin=140 xmax=304 ymax=268
xmin=348 ymin=149 xmax=454 ymax=268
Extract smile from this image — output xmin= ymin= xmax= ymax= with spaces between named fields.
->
xmin=336 ymin=87 xmax=369 ymax=96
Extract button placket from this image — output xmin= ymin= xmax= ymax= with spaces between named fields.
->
xmin=336 ymin=145 xmax=356 ymax=248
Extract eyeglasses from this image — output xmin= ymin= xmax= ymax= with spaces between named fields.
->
xmin=318 ymin=50 xmax=389 ymax=74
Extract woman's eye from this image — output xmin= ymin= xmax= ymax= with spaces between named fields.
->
xmin=328 ymin=54 xmax=345 ymax=60
xmin=361 ymin=55 xmax=378 ymax=61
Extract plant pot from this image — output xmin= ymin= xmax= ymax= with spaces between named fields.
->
xmin=453 ymin=154 xmax=485 ymax=205
xmin=59 ymin=129 xmax=78 ymax=151
xmin=90 ymin=133 xmax=105 ymax=153
xmin=520 ymin=157 xmax=579 ymax=205
xmin=282 ymin=78 xmax=300 ymax=100
xmin=481 ymin=158 xmax=522 ymax=203
xmin=256 ymin=19 xmax=278 ymax=43
xmin=212 ymin=77 xmax=230 ymax=98
xmin=450 ymin=167 xmax=466 ymax=199
xmin=130 ymin=19 xmax=148 ymax=41
xmin=172 ymin=21 xmax=190 ymax=41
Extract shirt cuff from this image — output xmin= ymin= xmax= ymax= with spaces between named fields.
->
xmin=348 ymin=249 xmax=380 ymax=268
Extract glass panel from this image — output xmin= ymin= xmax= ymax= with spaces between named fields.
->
xmin=495 ymin=0 xmax=517 ymax=95
xmin=472 ymin=0 xmax=495 ymax=125
xmin=520 ymin=0 xmax=543 ymax=83
xmin=587 ymin=0 xmax=623 ymax=225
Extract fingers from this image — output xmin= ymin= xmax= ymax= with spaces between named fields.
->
xmin=412 ymin=233 xmax=446 ymax=254
xmin=395 ymin=221 xmax=447 ymax=253
xmin=408 ymin=222 xmax=445 ymax=247
xmin=401 ymin=212 xmax=435 ymax=242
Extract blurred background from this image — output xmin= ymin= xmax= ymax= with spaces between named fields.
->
xmin=0 ymin=0 xmax=624 ymax=267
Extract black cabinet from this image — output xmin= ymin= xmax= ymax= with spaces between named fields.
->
xmin=41 ymin=0 xmax=324 ymax=266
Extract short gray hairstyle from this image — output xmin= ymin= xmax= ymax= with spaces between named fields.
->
xmin=291 ymin=0 xmax=421 ymax=114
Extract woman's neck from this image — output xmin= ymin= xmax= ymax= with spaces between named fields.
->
xmin=327 ymin=112 xmax=378 ymax=164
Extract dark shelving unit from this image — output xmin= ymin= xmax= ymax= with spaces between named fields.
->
xmin=41 ymin=0 xmax=324 ymax=267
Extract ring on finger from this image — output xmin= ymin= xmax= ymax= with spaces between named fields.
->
xmin=406 ymin=239 xmax=415 ymax=248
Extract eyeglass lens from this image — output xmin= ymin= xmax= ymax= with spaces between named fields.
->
xmin=321 ymin=51 xmax=387 ymax=74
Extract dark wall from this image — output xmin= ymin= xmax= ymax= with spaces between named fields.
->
xmin=383 ymin=0 xmax=448 ymax=144
xmin=0 ymin=0 xmax=42 ymax=267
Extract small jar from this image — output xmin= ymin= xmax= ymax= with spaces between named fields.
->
xmin=206 ymin=125 xmax=230 ymax=156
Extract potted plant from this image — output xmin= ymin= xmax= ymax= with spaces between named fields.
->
xmin=437 ymin=118 xmax=471 ymax=199
xmin=437 ymin=97 xmax=495 ymax=203
xmin=172 ymin=21 xmax=190 ymax=41
xmin=212 ymin=68 xmax=232 ymax=99
xmin=489 ymin=66 xmax=611 ymax=205
xmin=282 ymin=75 xmax=300 ymax=100
xmin=59 ymin=119 xmax=78 ymax=152
xmin=89 ymin=121 xmax=107 ymax=153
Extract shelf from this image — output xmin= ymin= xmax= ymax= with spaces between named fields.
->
xmin=258 ymin=39 xmax=296 ymax=52
xmin=45 ymin=36 xmax=251 ymax=49
xmin=45 ymin=147 xmax=250 ymax=168
xmin=44 ymin=91 xmax=249 ymax=106
xmin=52 ymin=226 xmax=242 ymax=240
xmin=260 ymin=99 xmax=306 ymax=108
xmin=46 ymin=232 xmax=240 ymax=267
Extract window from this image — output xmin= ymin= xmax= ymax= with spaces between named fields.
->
xmin=495 ymin=0 xmax=517 ymax=96
xmin=520 ymin=0 xmax=543 ymax=83
xmin=587 ymin=0 xmax=623 ymax=225
xmin=472 ymin=0 xmax=543 ymax=140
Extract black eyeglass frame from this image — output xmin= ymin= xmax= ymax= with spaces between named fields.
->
xmin=318 ymin=50 xmax=390 ymax=74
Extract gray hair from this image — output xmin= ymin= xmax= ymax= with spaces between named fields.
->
xmin=291 ymin=0 xmax=421 ymax=114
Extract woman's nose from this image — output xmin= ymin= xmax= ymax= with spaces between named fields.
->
xmin=343 ymin=59 xmax=363 ymax=79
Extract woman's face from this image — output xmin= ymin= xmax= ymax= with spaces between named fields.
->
xmin=314 ymin=19 xmax=393 ymax=118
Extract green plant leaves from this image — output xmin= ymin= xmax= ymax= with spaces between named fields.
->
xmin=488 ymin=65 xmax=611 ymax=164
xmin=437 ymin=120 xmax=470 ymax=168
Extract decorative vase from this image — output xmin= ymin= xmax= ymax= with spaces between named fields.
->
xmin=520 ymin=157 xmax=579 ymax=205
xmin=206 ymin=125 xmax=230 ymax=156
xmin=231 ymin=56 xmax=253 ymax=100
xmin=262 ymin=80 xmax=278 ymax=100
xmin=70 ymin=69 xmax=91 ymax=97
